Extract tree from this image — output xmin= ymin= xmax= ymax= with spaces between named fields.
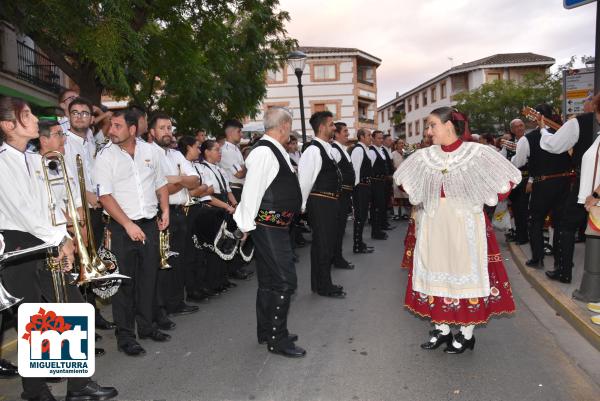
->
xmin=1 ymin=0 xmax=296 ymax=133
xmin=453 ymin=71 xmax=561 ymax=135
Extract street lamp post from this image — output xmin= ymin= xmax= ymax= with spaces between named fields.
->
xmin=288 ymin=50 xmax=308 ymax=144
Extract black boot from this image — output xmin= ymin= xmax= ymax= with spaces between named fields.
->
xmin=256 ymin=288 xmax=271 ymax=344
xmin=559 ymin=230 xmax=575 ymax=284
xmin=266 ymin=292 xmax=305 ymax=358
xmin=420 ymin=329 xmax=453 ymax=350
xmin=443 ymin=332 xmax=476 ymax=354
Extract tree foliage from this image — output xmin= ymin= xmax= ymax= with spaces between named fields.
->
xmin=454 ymin=71 xmax=561 ymax=135
xmin=1 ymin=0 xmax=296 ymax=134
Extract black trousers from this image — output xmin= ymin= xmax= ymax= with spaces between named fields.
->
xmin=307 ymin=195 xmax=339 ymax=293
xmin=334 ymin=189 xmax=353 ymax=266
xmin=528 ymin=177 xmax=570 ymax=262
xmin=509 ymin=179 xmax=530 ymax=242
xmin=184 ymin=204 xmax=208 ymax=294
xmin=556 ymin=179 xmax=588 ymax=275
xmin=253 ymin=224 xmax=297 ymax=349
xmin=370 ymin=179 xmax=387 ymax=236
xmin=155 ymin=207 xmax=188 ymax=318
xmin=108 ymin=218 xmax=159 ymax=345
xmin=1 ymin=230 xmax=89 ymax=397
xmin=353 ymin=183 xmax=371 ymax=247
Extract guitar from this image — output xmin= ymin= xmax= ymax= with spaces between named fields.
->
xmin=521 ymin=106 xmax=562 ymax=131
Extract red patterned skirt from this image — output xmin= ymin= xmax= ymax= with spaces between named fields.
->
xmin=404 ymin=215 xmax=516 ymax=326
xmin=401 ymin=218 xmax=415 ymax=269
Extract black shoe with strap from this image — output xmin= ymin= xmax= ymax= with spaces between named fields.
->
xmin=525 ymin=259 xmax=544 ymax=268
xmin=259 ymin=333 xmax=298 ymax=345
xmin=443 ymin=332 xmax=476 ymax=354
xmin=117 ymin=341 xmax=146 ymax=356
xmin=65 ymin=381 xmax=118 ymax=401
xmin=0 ymin=358 xmax=18 ymax=378
xmin=420 ymin=329 xmax=453 ymax=350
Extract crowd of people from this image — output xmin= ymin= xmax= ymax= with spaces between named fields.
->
xmin=1 ymin=83 xmax=599 ymax=400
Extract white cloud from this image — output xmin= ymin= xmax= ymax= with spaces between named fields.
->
xmin=278 ymin=0 xmax=596 ymax=105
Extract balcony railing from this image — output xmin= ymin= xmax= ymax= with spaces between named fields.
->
xmin=359 ymin=117 xmax=375 ymax=124
xmin=358 ymin=78 xmax=374 ymax=86
xmin=17 ymin=41 xmax=62 ymax=93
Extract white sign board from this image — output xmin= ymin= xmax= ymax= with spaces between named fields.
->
xmin=563 ymin=68 xmax=594 ymax=116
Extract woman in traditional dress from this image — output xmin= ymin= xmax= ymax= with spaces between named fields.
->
xmin=394 ymin=107 xmax=521 ymax=354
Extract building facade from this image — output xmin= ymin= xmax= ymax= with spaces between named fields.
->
xmin=248 ymin=46 xmax=381 ymax=139
xmin=0 ymin=21 xmax=69 ymax=107
xmin=378 ymin=53 xmax=555 ymax=144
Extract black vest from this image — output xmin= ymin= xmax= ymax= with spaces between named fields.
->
xmin=351 ymin=144 xmax=372 ymax=182
xmin=572 ymin=112 xmax=595 ymax=170
xmin=382 ymin=147 xmax=394 ymax=175
xmin=525 ymin=129 xmax=572 ymax=177
xmin=255 ymin=140 xmax=302 ymax=212
xmin=331 ymin=142 xmax=355 ymax=188
xmin=310 ymin=140 xmax=342 ymax=193
xmin=370 ymin=146 xmax=387 ymax=177
xmin=201 ymin=162 xmax=228 ymax=203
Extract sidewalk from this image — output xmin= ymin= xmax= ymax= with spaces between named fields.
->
xmin=508 ymin=238 xmax=600 ymax=351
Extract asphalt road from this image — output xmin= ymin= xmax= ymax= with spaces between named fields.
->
xmin=2 ymin=220 xmax=600 ymax=401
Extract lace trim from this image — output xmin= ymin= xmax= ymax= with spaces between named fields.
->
xmin=393 ymin=142 xmax=522 ymax=215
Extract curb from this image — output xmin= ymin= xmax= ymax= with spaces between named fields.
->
xmin=508 ymin=242 xmax=600 ymax=352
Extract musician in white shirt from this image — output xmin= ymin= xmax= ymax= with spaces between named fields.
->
xmin=148 ymin=113 xmax=202 ymax=324
xmin=219 ymin=119 xmax=246 ymax=201
xmin=94 ymin=108 xmax=170 ymax=356
xmin=0 ymin=96 xmax=117 ymax=401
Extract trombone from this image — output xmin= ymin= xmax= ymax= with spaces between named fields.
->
xmin=41 ymin=151 xmax=128 ymax=289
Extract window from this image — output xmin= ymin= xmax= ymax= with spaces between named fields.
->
xmin=312 ymin=101 xmax=340 ymax=119
xmin=422 ymin=91 xmax=428 ymax=106
xmin=487 ymin=73 xmax=501 ymax=82
xmin=266 ymin=66 xmax=286 ymax=84
xmin=312 ymin=64 xmax=337 ymax=81
xmin=358 ymin=66 xmax=375 ymax=85
xmin=414 ymin=95 xmax=419 ymax=109
xmin=407 ymin=99 xmax=412 ymax=112
xmin=388 ymin=129 xmax=391 ymax=136
xmin=423 ymin=119 xmax=428 ymax=134
xmin=415 ymin=120 xmax=420 ymax=136
xmin=408 ymin=122 xmax=413 ymax=137
xmin=431 ymin=86 xmax=437 ymax=103
xmin=441 ymin=82 xmax=447 ymax=99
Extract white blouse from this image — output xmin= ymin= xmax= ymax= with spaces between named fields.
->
xmin=578 ymin=134 xmax=600 ymax=204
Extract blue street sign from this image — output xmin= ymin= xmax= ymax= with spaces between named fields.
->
xmin=564 ymin=0 xmax=595 ymax=9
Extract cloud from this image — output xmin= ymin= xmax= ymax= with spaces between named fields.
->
xmin=278 ymin=0 xmax=596 ymax=105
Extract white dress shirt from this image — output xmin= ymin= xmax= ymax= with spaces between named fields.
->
xmin=233 ymin=134 xmax=294 ymax=233
xmin=219 ymin=141 xmax=245 ymax=186
xmin=331 ymin=140 xmax=351 ymax=164
xmin=152 ymin=143 xmax=197 ymax=205
xmin=0 ymin=144 xmax=67 ymax=245
xmin=511 ymin=136 xmax=530 ymax=169
xmin=64 ymin=129 xmax=97 ymax=192
xmin=189 ymin=160 xmax=214 ymax=202
xmin=93 ymin=139 xmax=167 ymax=220
xmin=289 ymin=151 xmax=301 ymax=166
xmin=578 ymin=134 xmax=600 ymax=204
xmin=297 ymin=136 xmax=334 ymax=210
xmin=351 ymin=142 xmax=375 ymax=186
xmin=372 ymin=145 xmax=387 ymax=160
xmin=540 ymin=118 xmax=580 ymax=154
xmin=197 ymin=162 xmax=230 ymax=195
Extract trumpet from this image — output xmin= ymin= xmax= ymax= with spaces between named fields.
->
xmin=178 ymin=163 xmax=199 ymax=215
xmin=159 ymin=230 xmax=178 ymax=270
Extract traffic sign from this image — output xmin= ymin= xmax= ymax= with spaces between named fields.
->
xmin=564 ymin=0 xmax=595 ymax=9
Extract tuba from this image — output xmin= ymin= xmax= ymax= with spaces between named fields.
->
xmin=41 ymin=151 xmax=128 ymax=286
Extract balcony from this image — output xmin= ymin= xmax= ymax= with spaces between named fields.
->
xmin=358 ymin=78 xmax=374 ymax=86
xmin=16 ymin=41 xmax=62 ymax=93
xmin=358 ymin=117 xmax=375 ymax=124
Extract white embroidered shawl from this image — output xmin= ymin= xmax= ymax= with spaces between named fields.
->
xmin=393 ymin=142 xmax=522 ymax=215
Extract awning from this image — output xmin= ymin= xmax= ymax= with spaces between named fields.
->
xmin=0 ymin=84 xmax=56 ymax=107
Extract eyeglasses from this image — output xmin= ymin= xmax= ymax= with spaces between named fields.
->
xmin=51 ymin=131 xmax=66 ymax=138
xmin=70 ymin=110 xmax=91 ymax=118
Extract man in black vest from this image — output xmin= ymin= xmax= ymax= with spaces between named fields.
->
xmin=351 ymin=128 xmax=376 ymax=253
xmin=382 ymin=133 xmax=396 ymax=229
xmin=298 ymin=111 xmax=346 ymax=298
xmin=513 ymin=104 xmax=572 ymax=269
xmin=369 ymin=130 xmax=390 ymax=239
xmin=508 ymin=118 xmax=530 ymax=245
xmin=538 ymin=111 xmax=594 ymax=283
xmin=331 ymin=122 xmax=356 ymax=270
xmin=233 ymin=107 xmax=305 ymax=358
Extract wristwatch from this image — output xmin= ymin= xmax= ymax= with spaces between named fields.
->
xmin=593 ymin=192 xmax=599 ymax=199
